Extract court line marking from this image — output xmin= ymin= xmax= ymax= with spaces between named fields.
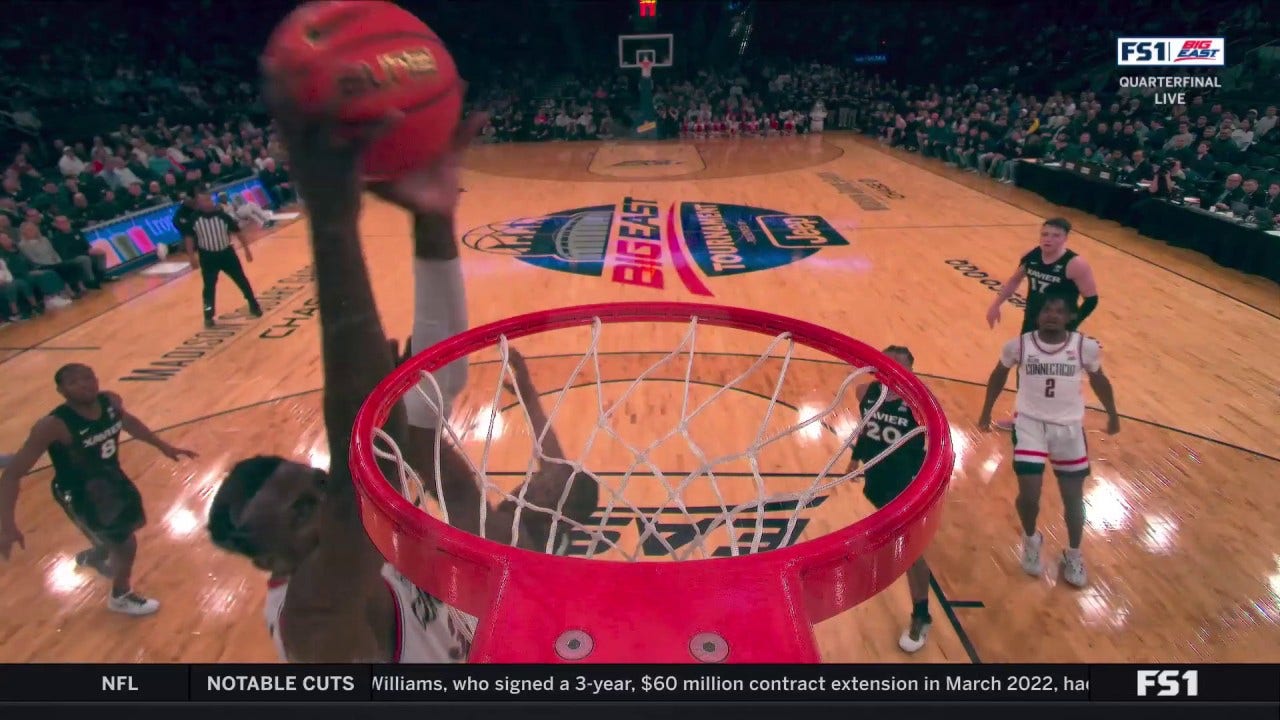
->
xmin=0 ymin=276 xmax=189 ymax=368
xmin=0 ymin=217 xmax=305 ymax=369
xmin=847 ymin=223 xmax=1043 ymax=230
xmin=0 ymin=346 xmax=101 ymax=352
xmin=857 ymin=137 xmax=1280 ymax=321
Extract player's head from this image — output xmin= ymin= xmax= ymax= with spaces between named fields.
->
xmin=1036 ymin=288 xmax=1077 ymax=332
xmin=54 ymin=363 xmax=99 ymax=404
xmin=882 ymin=345 xmax=915 ymax=370
xmin=1039 ymin=218 xmax=1071 ymax=253
xmin=208 ymin=455 xmax=326 ymax=574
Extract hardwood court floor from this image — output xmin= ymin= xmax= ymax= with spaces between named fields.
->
xmin=0 ymin=134 xmax=1276 ymax=664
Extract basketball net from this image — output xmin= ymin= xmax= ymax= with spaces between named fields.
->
xmin=354 ymin=303 xmax=952 ymax=663
xmin=640 ymin=59 xmax=653 ymax=79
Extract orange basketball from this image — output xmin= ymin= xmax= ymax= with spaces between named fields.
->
xmin=262 ymin=0 xmax=463 ymax=180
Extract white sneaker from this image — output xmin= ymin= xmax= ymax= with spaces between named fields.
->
xmin=994 ymin=415 xmax=1016 ymax=431
xmin=898 ymin=617 xmax=932 ymax=653
xmin=45 ymin=296 xmax=72 ymax=309
xmin=107 ymin=591 xmax=160 ymax=616
xmin=1060 ymin=550 xmax=1087 ymax=587
xmin=1021 ymin=532 xmax=1043 ymax=576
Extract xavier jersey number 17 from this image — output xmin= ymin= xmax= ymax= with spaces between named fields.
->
xmin=1000 ymin=332 xmax=1102 ymax=425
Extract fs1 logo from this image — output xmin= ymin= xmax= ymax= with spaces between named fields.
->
xmin=462 ymin=198 xmax=848 ymax=297
xmin=1136 ymin=669 xmax=1199 ymax=697
xmin=1117 ymin=38 xmax=1224 ymax=66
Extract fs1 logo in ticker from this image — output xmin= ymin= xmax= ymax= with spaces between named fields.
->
xmin=461 ymin=198 xmax=848 ymax=297
xmin=1117 ymin=38 xmax=1224 ymax=66
xmin=1136 ymin=670 xmax=1199 ymax=697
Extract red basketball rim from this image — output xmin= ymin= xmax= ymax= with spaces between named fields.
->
xmin=350 ymin=302 xmax=953 ymax=663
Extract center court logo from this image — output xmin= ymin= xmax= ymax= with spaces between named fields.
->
xmin=462 ymin=197 xmax=848 ymax=296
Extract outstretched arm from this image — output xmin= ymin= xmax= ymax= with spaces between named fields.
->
xmin=499 ymin=348 xmax=597 ymax=553
xmin=987 ymin=265 xmax=1026 ymax=327
xmin=0 ymin=417 xmax=66 ymax=558
xmin=105 ymin=392 xmax=196 ymax=461
xmin=261 ymin=63 xmax=404 ymax=661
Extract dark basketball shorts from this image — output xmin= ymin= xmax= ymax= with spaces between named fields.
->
xmin=861 ymin=461 xmax=918 ymax=510
xmin=51 ymin=471 xmax=146 ymax=545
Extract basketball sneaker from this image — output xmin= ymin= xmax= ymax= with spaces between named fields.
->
xmin=108 ymin=591 xmax=160 ymax=616
xmin=1020 ymin=532 xmax=1043 ymax=575
xmin=1060 ymin=549 xmax=1087 ymax=587
xmin=898 ymin=616 xmax=932 ymax=653
xmin=994 ymin=416 xmax=1016 ymax=431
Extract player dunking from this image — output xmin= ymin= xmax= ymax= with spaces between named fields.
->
xmin=985 ymin=218 xmax=1100 ymax=430
xmin=205 ymin=67 xmax=597 ymax=663
xmin=0 ymin=363 xmax=197 ymax=614
xmin=978 ymin=290 xmax=1120 ymax=586
xmin=846 ymin=346 xmax=933 ymax=652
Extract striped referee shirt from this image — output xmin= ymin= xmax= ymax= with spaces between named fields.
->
xmin=189 ymin=210 xmax=241 ymax=252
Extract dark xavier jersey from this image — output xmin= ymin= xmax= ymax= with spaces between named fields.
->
xmin=48 ymin=394 xmax=124 ymax=484
xmin=852 ymin=382 xmax=925 ymax=474
xmin=1020 ymin=247 xmax=1080 ymax=314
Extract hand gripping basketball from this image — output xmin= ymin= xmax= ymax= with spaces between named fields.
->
xmin=262 ymin=61 xmax=400 ymax=216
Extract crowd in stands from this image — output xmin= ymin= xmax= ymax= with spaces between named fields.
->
xmin=864 ymin=82 xmax=1280 ymax=228
xmin=2 ymin=0 xmax=1277 ymax=325
xmin=0 ymin=2 xmax=298 ymax=324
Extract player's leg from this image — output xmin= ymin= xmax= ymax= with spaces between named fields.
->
xmin=1011 ymin=416 xmax=1049 ymax=575
xmin=1048 ymin=424 xmax=1090 ymax=587
xmin=863 ymin=465 xmax=933 ymax=652
xmin=51 ymin=480 xmax=111 ymax=578
xmin=87 ymin=473 xmax=158 ymax=615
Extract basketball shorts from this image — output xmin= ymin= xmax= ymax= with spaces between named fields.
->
xmin=51 ymin=470 xmax=146 ymax=545
xmin=1011 ymin=416 xmax=1090 ymax=476
xmin=860 ymin=458 xmax=921 ymax=510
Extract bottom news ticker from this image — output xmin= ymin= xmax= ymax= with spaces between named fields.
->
xmin=0 ymin=663 xmax=1275 ymax=703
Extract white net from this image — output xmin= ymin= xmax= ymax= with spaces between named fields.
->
xmin=369 ymin=315 xmax=929 ymax=568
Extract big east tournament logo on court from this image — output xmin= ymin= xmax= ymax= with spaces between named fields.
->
xmin=462 ymin=197 xmax=848 ymax=296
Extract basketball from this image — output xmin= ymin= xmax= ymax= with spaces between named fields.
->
xmin=262 ymin=0 xmax=463 ymax=180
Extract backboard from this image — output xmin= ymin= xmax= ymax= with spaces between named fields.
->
xmin=619 ymin=34 xmax=674 ymax=69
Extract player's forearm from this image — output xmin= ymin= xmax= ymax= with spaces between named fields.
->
xmin=0 ymin=476 xmax=22 ymax=527
xmin=412 ymin=213 xmax=458 ymax=260
xmin=979 ymin=369 xmax=1009 ymax=418
xmin=310 ymin=220 xmax=401 ymax=497
xmin=122 ymin=415 xmax=169 ymax=450
xmin=1089 ymin=374 xmax=1118 ymax=419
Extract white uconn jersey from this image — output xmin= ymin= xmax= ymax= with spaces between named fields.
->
xmin=264 ymin=564 xmax=475 ymax=662
xmin=1000 ymin=332 xmax=1101 ymax=425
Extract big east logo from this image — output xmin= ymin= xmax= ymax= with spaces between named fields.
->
xmin=1117 ymin=37 xmax=1224 ymax=66
xmin=462 ymin=198 xmax=848 ymax=296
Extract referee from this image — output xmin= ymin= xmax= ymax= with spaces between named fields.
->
xmin=183 ymin=189 xmax=263 ymax=328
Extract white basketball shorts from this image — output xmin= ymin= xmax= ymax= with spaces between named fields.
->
xmin=1012 ymin=416 xmax=1090 ymax=475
